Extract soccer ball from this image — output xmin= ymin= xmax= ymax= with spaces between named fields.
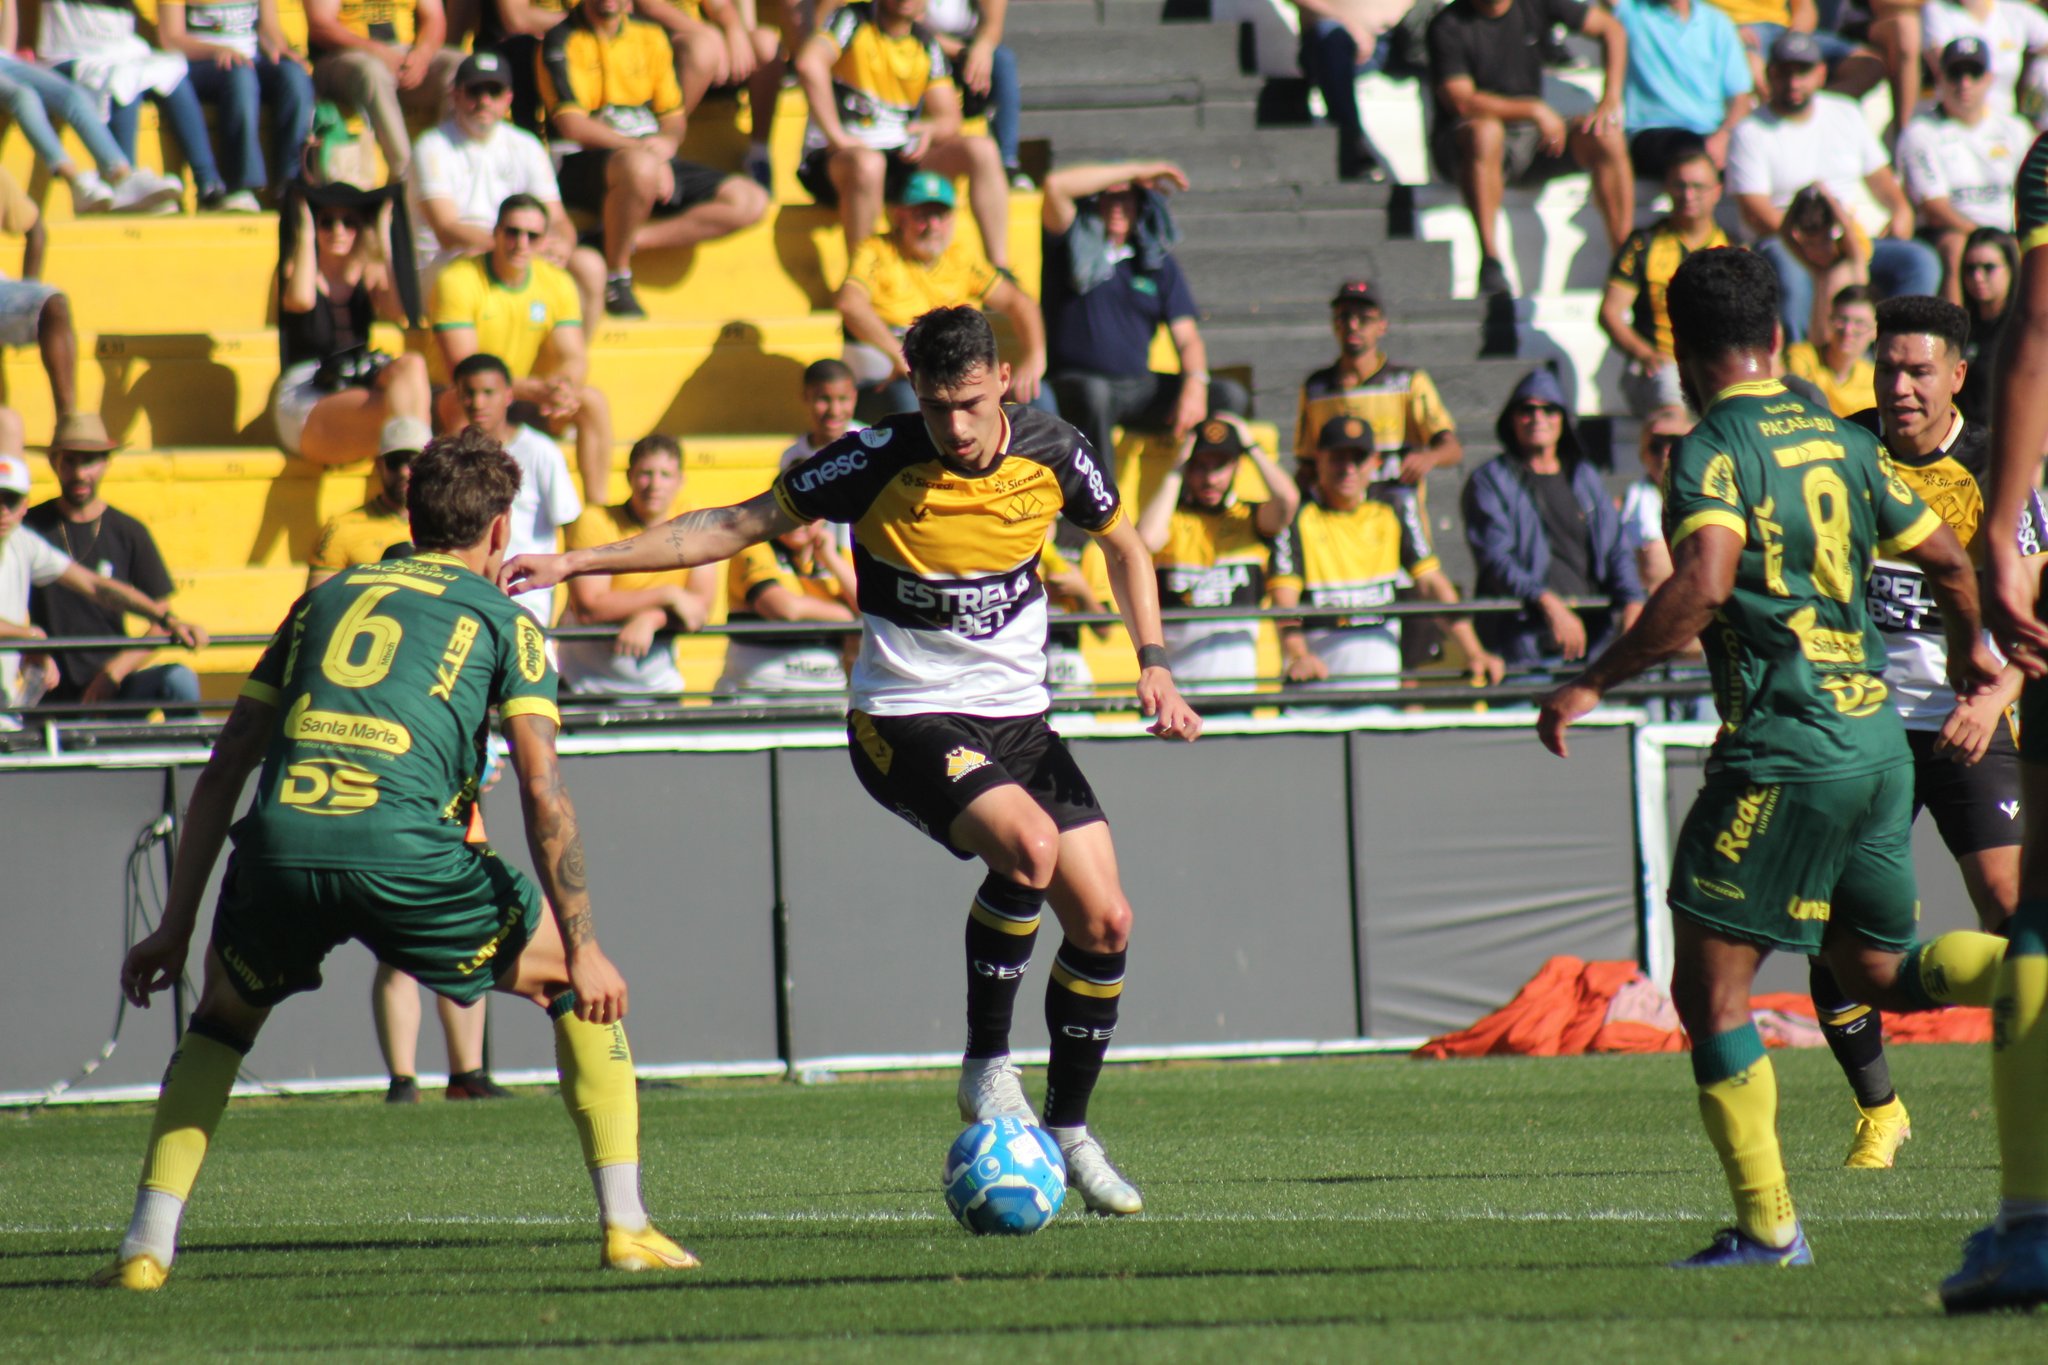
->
xmin=943 ymin=1116 xmax=1067 ymax=1235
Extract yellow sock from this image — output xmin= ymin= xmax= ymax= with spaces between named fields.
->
xmin=551 ymin=1000 xmax=639 ymax=1170
xmin=1996 ymin=904 xmax=2048 ymax=1203
xmin=137 ymin=1028 xmax=244 ymax=1199
xmin=1909 ymin=931 xmax=2008 ymax=1008
xmin=1694 ymin=1024 xmax=1798 ymax=1248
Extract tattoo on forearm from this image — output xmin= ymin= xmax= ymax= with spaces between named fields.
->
xmin=555 ymin=838 xmax=588 ymax=896
xmin=527 ymin=762 xmax=595 ymax=947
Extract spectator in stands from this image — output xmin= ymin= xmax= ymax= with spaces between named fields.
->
xmin=469 ymin=0 xmax=572 ymax=133
xmin=156 ymin=0 xmax=316 ymax=206
xmin=1613 ymin=0 xmax=1753 ymax=178
xmin=715 ymin=520 xmax=859 ymax=696
xmin=274 ymin=195 xmax=434 ymax=465
xmin=24 ymin=416 xmax=202 ymax=712
xmin=1783 ymin=282 xmax=1878 ymax=416
xmin=1897 ymin=39 xmax=2034 ymax=301
xmin=0 ymin=1 xmax=188 ymax=214
xmin=541 ymin=0 xmax=769 ymax=318
xmin=782 ymin=358 xmax=863 ymax=469
xmin=923 ymin=0 xmax=1027 ymax=188
xmin=410 ymin=52 xmax=605 ymax=332
xmin=794 ymin=0 xmax=1010 ymax=268
xmin=306 ymin=416 xmax=425 ymax=587
xmin=1135 ymin=415 xmax=1299 ymax=690
xmin=430 ymin=193 xmax=614 ymax=503
xmin=835 ymin=169 xmax=1047 ymax=418
xmin=1427 ymin=0 xmax=1634 ymax=298
xmin=1290 ymin=0 xmax=1397 ymax=182
xmin=1041 ymin=161 xmax=1247 ymax=473
xmin=1958 ymin=225 xmax=2018 ymax=425
xmin=1273 ymin=414 xmax=1503 ymax=693
xmin=634 ymin=0 xmax=785 ymax=186
xmin=1461 ymin=367 xmax=1643 ymax=669
xmin=0 ymin=169 xmax=83 ymax=434
xmin=36 ymin=0 xmax=236 ymax=209
xmin=1618 ymin=409 xmax=1687 ymax=597
xmin=1920 ymin=0 xmax=2048 ymax=123
xmin=1703 ymin=0 xmax=1891 ymax=101
xmin=1728 ymin=33 xmax=1938 ymax=343
xmin=1294 ymin=279 xmax=1461 ymax=501
xmin=1601 ymin=147 xmax=1728 ymax=418
xmin=452 ymin=352 xmax=581 ymax=621
xmin=0 ymin=451 xmax=204 ymax=723
xmin=1038 ymin=534 xmax=1099 ymax=695
xmin=560 ymin=433 xmax=717 ymax=695
xmin=304 ymin=0 xmax=462 ymax=184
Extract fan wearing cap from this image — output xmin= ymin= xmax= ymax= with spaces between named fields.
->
xmin=1897 ymin=37 xmax=2036 ymax=300
xmin=154 ymin=0 xmax=315 ymax=207
xmin=0 ymin=448 xmax=206 ymax=723
xmin=1135 ymin=415 xmax=1298 ymax=690
xmin=1295 ymin=280 xmax=1461 ymax=505
xmin=836 ymin=169 xmax=1048 ymax=419
xmin=1270 ymin=414 xmax=1502 ymax=692
xmin=1920 ymin=0 xmax=2048 ymax=123
xmin=1460 ymin=368 xmax=1643 ymax=668
xmin=306 ymin=416 xmax=427 ymax=589
xmin=1726 ymin=31 xmax=1941 ymax=343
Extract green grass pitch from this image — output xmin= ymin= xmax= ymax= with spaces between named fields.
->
xmin=5 ymin=1046 xmax=2045 ymax=1360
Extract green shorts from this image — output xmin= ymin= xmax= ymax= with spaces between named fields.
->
xmin=209 ymin=848 xmax=543 ymax=1008
xmin=1667 ymin=765 xmax=1920 ymax=955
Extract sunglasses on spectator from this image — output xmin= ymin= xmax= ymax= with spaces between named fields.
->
xmin=0 ymin=490 xmax=24 ymax=510
xmin=1949 ymin=65 xmax=1990 ymax=80
xmin=1648 ymin=434 xmax=1682 ymax=458
xmin=1964 ymin=261 xmax=2006 ymax=274
xmin=381 ymin=452 xmax=415 ymax=470
xmin=317 ymin=214 xmax=362 ymax=231
xmin=497 ymin=225 xmax=543 ymax=241
xmin=463 ymin=82 xmax=508 ymax=98
xmin=1514 ymin=403 xmax=1563 ymax=417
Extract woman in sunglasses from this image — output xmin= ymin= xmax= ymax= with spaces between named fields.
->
xmin=273 ymin=194 xmax=432 ymax=464
xmin=1957 ymin=226 xmax=2019 ymax=426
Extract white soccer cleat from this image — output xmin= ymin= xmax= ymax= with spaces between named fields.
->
xmin=957 ymin=1055 xmax=1037 ymax=1123
xmin=1050 ymin=1126 xmax=1143 ymax=1215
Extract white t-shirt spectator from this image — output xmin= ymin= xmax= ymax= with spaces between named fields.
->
xmin=409 ymin=121 xmax=565 ymax=286
xmin=504 ymin=424 xmax=581 ymax=622
xmin=1726 ymin=93 xmax=1892 ymax=235
xmin=0 ymin=525 xmax=71 ymax=718
xmin=1618 ymin=479 xmax=1664 ymax=556
xmin=1921 ymin=0 xmax=2048 ymax=121
xmin=1896 ymin=108 xmax=2034 ymax=226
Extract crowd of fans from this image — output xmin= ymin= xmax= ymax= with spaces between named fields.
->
xmin=4 ymin=0 xmax=2040 ymax=722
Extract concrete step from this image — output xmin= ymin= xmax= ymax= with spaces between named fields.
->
xmin=1020 ymin=95 xmax=1261 ymax=142
xmin=1174 ymin=204 xmax=1394 ymax=247
xmin=1005 ymin=0 xmax=1208 ymax=31
xmin=1040 ymin=129 xmax=1345 ymax=187
xmin=1199 ymin=319 xmax=1487 ymax=382
xmin=1170 ymin=241 xmax=1454 ymax=309
xmin=1009 ymin=22 xmax=1240 ymax=79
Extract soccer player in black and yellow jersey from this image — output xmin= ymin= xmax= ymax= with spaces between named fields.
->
xmin=1539 ymin=247 xmax=2011 ymax=1269
xmin=92 ymin=431 xmax=696 ymax=1291
xmin=505 ymin=306 xmax=1202 ymax=1214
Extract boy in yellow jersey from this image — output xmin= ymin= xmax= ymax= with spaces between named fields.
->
xmin=91 ymin=430 xmax=696 ymax=1289
xmin=307 ymin=417 xmax=423 ymax=589
xmin=716 ymin=517 xmax=858 ymax=695
xmin=505 ymin=305 xmax=1202 ymax=1215
xmin=1783 ymin=284 xmax=1877 ymax=417
xmin=1540 ymin=246 xmax=2010 ymax=1269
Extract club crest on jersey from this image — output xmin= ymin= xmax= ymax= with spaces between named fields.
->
xmin=946 ymin=746 xmax=990 ymax=781
xmin=860 ymin=426 xmax=893 ymax=448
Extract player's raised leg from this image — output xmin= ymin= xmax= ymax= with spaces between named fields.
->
xmin=1808 ymin=958 xmax=1909 ymax=1168
xmin=948 ymin=784 xmax=1054 ymax=1125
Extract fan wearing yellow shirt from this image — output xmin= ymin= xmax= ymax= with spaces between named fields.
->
xmin=1783 ymin=284 xmax=1878 ymax=418
xmin=835 ymin=169 xmax=1047 ymax=420
xmin=431 ymin=193 xmax=617 ymax=503
xmin=306 ymin=417 xmax=423 ymax=589
xmin=715 ymin=518 xmax=859 ymax=696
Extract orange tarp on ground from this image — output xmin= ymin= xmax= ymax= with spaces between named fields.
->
xmin=1413 ymin=956 xmax=1991 ymax=1059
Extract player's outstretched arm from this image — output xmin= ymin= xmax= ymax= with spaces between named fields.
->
xmin=500 ymin=490 xmax=799 ymax=598
xmin=1095 ymin=515 xmax=1201 ymax=741
xmin=1900 ymin=520 xmax=2007 ymax=695
xmin=1988 ymin=243 xmax=2048 ymax=667
xmin=122 ymin=695 xmax=274 ymax=1006
xmin=1537 ymin=523 xmax=1739 ymax=757
xmin=505 ymin=711 xmax=627 ymax=1025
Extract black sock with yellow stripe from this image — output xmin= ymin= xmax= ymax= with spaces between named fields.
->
xmin=1809 ymin=958 xmax=1894 ymax=1109
xmin=964 ymin=874 xmax=1043 ymax=1059
xmin=1043 ymin=944 xmax=1125 ymax=1128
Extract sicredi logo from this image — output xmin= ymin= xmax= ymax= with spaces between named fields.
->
xmin=791 ymin=448 xmax=869 ymax=493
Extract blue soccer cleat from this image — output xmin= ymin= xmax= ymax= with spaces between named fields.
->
xmin=1671 ymin=1225 xmax=1813 ymax=1268
xmin=1941 ymin=1219 xmax=2048 ymax=1314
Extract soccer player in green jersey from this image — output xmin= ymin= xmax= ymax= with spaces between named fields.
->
xmin=1538 ymin=246 xmax=2012 ymax=1268
xmin=91 ymin=430 xmax=697 ymax=1291
xmin=1953 ymin=127 xmax=2048 ymax=1312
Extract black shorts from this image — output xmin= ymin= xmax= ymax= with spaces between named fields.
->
xmin=1909 ymin=723 xmax=2023 ymax=857
xmin=796 ymin=146 xmax=917 ymax=207
xmin=556 ymin=149 xmax=730 ymax=217
xmin=846 ymin=709 xmax=1106 ymax=858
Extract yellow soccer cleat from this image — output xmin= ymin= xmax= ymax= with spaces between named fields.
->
xmin=601 ymin=1223 xmax=701 ymax=1272
xmin=88 ymin=1254 xmax=169 ymax=1291
xmin=1845 ymin=1097 xmax=1912 ymax=1169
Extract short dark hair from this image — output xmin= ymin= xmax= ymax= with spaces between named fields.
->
xmin=1875 ymin=294 xmax=1970 ymax=355
xmin=803 ymin=358 xmax=855 ymax=388
xmin=1666 ymin=247 xmax=1780 ymax=362
xmin=452 ymin=352 xmax=512 ymax=385
xmin=495 ymin=192 xmax=548 ymax=226
xmin=903 ymin=306 xmax=1000 ymax=388
xmin=1831 ymin=284 xmax=1875 ymax=311
xmin=628 ymin=433 xmax=681 ymax=467
xmin=408 ymin=428 xmax=522 ymax=551
xmin=1663 ymin=147 xmax=1719 ymax=182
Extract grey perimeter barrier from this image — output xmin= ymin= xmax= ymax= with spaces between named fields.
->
xmin=0 ymin=714 xmax=1984 ymax=1104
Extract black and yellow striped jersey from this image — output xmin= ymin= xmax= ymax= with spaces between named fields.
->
xmin=773 ymin=407 xmax=1123 ymax=716
xmin=726 ymin=538 xmax=851 ymax=649
xmin=1270 ymin=486 xmax=1439 ymax=626
xmin=1155 ymin=498 xmax=1277 ymax=614
xmin=1609 ymin=217 xmax=1729 ymax=360
xmin=804 ymin=1 xmax=952 ymax=153
xmin=1293 ymin=360 xmax=1454 ymax=478
xmin=539 ymin=9 xmax=682 ymax=146
xmin=310 ymin=0 xmax=416 ymax=54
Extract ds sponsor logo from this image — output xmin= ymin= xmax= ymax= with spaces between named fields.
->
xmin=791 ymin=448 xmax=869 ymax=493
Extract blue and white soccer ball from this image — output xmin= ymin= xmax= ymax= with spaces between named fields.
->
xmin=943 ymin=1116 xmax=1067 ymax=1235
